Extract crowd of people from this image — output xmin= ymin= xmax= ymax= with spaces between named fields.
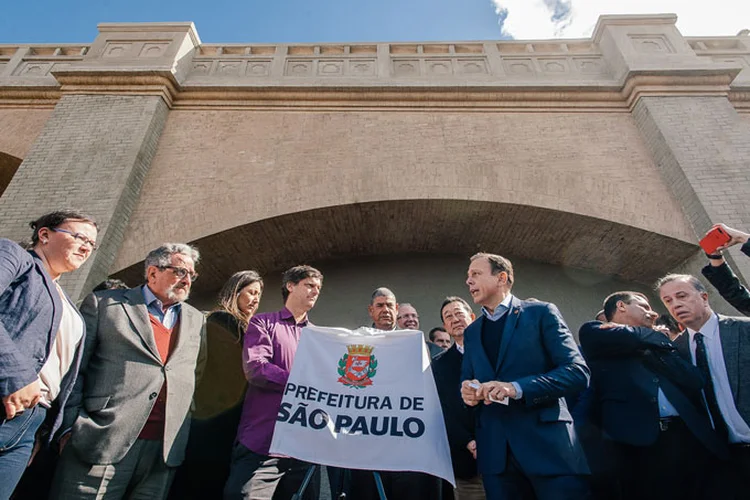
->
xmin=1 ymin=210 xmax=750 ymax=500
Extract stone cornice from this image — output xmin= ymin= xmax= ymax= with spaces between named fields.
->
xmin=1 ymin=15 xmax=748 ymax=111
xmin=592 ymin=14 xmax=678 ymax=44
xmin=1 ymin=74 xmax=745 ymax=112
xmin=51 ymin=71 xmax=179 ymax=107
xmin=621 ymin=72 xmax=739 ymax=110
xmin=171 ymin=86 xmax=628 ymax=111
xmin=0 ymin=87 xmax=61 ymax=107
xmin=97 ymin=22 xmax=201 ymax=46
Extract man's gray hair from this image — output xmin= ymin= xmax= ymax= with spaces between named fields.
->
xmin=143 ymin=243 xmax=200 ymax=278
xmin=654 ymin=273 xmax=707 ymax=294
xmin=371 ymin=287 xmax=396 ymax=305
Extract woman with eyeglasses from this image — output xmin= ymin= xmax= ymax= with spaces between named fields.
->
xmin=169 ymin=270 xmax=264 ymax=500
xmin=0 ymin=209 xmax=98 ymax=499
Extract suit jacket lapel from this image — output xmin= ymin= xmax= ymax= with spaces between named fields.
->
xmin=718 ymin=315 xmax=740 ymax=401
xmin=674 ymin=331 xmax=691 ymax=362
xmin=471 ymin=318 xmax=495 ymax=377
xmin=495 ymin=297 xmax=520 ymax=373
xmin=122 ymin=287 xmax=161 ymax=362
xmin=168 ymin=305 xmax=198 ymax=363
xmin=32 ymin=253 xmax=62 ymax=351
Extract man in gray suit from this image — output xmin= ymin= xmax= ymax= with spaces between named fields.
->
xmin=657 ymin=273 xmax=750 ymax=495
xmin=51 ymin=243 xmax=207 ymax=499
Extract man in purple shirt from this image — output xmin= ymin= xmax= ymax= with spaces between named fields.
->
xmin=224 ymin=265 xmax=323 ymax=500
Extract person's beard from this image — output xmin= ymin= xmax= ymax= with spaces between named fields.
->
xmin=166 ymin=283 xmax=189 ymax=302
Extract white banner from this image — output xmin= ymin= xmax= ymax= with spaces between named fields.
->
xmin=269 ymin=326 xmax=455 ymax=486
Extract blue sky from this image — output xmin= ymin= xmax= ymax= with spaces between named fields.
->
xmin=0 ymin=0 xmax=506 ymax=44
xmin=1 ymin=1 xmax=745 ymax=45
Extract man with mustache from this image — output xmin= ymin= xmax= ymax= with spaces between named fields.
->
xmin=51 ymin=244 xmax=206 ymax=499
xmin=346 ymin=288 xmax=438 ymax=499
xmin=369 ymin=288 xmax=398 ymax=330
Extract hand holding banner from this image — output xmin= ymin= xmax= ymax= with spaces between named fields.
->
xmin=269 ymin=326 xmax=455 ymax=486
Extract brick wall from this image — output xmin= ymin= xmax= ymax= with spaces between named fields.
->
xmin=113 ymin=109 xmax=695 ymax=271
xmin=632 ymin=96 xmax=750 ymax=290
xmin=0 ymin=108 xmax=53 ymax=158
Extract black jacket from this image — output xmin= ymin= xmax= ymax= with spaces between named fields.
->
xmin=432 ymin=344 xmax=477 ymax=480
xmin=579 ymin=321 xmax=728 ymax=459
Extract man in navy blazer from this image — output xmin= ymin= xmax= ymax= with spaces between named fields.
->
xmin=579 ymin=291 xmax=729 ymax=499
xmin=460 ymin=253 xmax=590 ymax=499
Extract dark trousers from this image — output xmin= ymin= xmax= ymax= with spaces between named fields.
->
xmin=326 ymin=466 xmax=350 ymax=498
xmin=482 ymin=447 xmax=590 ymax=500
xmin=730 ymin=444 xmax=750 ymax=497
xmin=170 ymin=408 xmax=242 ymax=500
xmin=348 ymin=469 xmax=440 ymax=500
xmin=614 ymin=418 xmax=727 ymax=500
xmin=223 ymin=444 xmax=319 ymax=500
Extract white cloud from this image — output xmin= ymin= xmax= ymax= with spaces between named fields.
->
xmin=492 ymin=0 xmax=750 ymax=40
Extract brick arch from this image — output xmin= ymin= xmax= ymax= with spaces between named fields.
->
xmin=111 ymin=199 xmax=698 ymax=295
xmin=111 ymin=109 xmax=698 ymax=277
xmin=0 ymin=152 xmax=22 ymax=198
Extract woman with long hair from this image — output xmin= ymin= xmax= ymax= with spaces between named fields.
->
xmin=0 ymin=209 xmax=98 ymax=499
xmin=170 ymin=270 xmax=263 ymax=499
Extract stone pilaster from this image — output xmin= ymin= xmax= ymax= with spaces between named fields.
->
xmin=593 ymin=15 xmax=750 ymax=295
xmin=0 ymin=23 xmax=201 ymax=300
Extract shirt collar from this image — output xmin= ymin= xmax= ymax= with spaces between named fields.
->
xmin=686 ymin=311 xmax=719 ymax=341
xmin=142 ymin=285 xmax=181 ymax=312
xmin=281 ymin=306 xmax=308 ymax=326
xmin=481 ymin=293 xmax=513 ymax=321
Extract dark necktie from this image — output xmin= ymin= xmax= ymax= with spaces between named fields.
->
xmin=694 ymin=332 xmax=729 ymax=442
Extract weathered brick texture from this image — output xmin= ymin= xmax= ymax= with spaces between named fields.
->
xmin=0 ymin=108 xmax=53 ymax=158
xmin=633 ymin=96 xmax=750 ymax=292
xmin=0 ymin=94 xmax=169 ymax=300
xmin=114 ymin=109 xmax=696 ymax=275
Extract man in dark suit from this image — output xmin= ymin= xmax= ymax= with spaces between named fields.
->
xmin=658 ymin=273 xmax=750 ymax=495
xmin=700 ymin=223 xmax=750 ymax=315
xmin=432 ymin=296 xmax=484 ymax=499
xmin=579 ymin=291 xmax=729 ymax=500
xmin=460 ymin=253 xmax=590 ymax=500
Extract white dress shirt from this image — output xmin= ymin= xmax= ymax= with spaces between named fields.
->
xmin=687 ymin=313 xmax=750 ymax=443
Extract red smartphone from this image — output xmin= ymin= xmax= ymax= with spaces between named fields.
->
xmin=700 ymin=226 xmax=731 ymax=254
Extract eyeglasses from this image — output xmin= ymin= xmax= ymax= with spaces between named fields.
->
xmin=52 ymin=228 xmax=98 ymax=250
xmin=159 ymin=265 xmax=199 ymax=281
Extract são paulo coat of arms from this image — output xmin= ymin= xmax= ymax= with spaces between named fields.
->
xmin=337 ymin=344 xmax=377 ymax=388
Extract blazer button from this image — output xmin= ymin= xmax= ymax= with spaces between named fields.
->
xmin=653 ymin=377 xmax=659 ymax=383
xmin=149 ymin=392 xmax=158 ymax=400
xmin=651 ymin=397 xmax=657 ymax=403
